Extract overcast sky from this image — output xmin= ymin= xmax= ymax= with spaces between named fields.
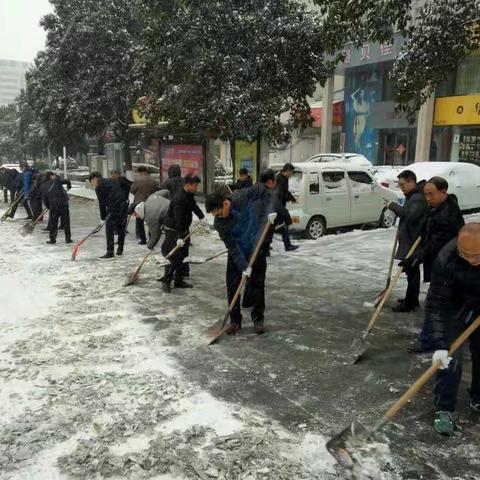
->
xmin=0 ymin=0 xmax=53 ymax=63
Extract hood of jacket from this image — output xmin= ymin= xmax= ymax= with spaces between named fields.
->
xmin=168 ymin=164 xmax=181 ymax=179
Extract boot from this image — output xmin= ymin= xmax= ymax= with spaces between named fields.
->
xmin=253 ymin=321 xmax=265 ymax=335
xmin=65 ymin=238 xmax=73 ymax=244
xmin=161 ymin=280 xmax=171 ymax=293
xmin=226 ymin=323 xmax=241 ymax=335
xmin=433 ymin=411 xmax=455 ymax=436
xmin=174 ymin=281 xmax=193 ymax=289
xmin=46 ymin=239 xmax=56 ymax=244
xmin=116 ymin=248 xmax=123 ymax=256
xmin=392 ymin=301 xmax=416 ymax=313
xmin=100 ymin=252 xmax=114 ymax=259
xmin=285 ymin=245 xmax=299 ymax=252
xmin=397 ymin=298 xmax=420 ymax=307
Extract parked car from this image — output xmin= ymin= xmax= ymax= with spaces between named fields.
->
xmin=377 ymin=162 xmax=480 ymax=212
xmin=132 ymin=163 xmax=160 ymax=180
xmin=0 ymin=163 xmax=22 ymax=172
xmin=271 ymin=162 xmax=398 ymax=239
xmin=303 ymin=153 xmax=373 ymax=168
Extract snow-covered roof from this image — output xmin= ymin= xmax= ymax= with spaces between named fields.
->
xmin=271 ymin=162 xmax=371 ymax=173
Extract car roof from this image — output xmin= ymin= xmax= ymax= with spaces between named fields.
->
xmin=407 ymin=161 xmax=480 ymax=180
xmin=310 ymin=153 xmax=360 ymax=158
xmin=271 ymin=162 xmax=371 ymax=173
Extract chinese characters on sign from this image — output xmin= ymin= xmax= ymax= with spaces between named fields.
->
xmin=344 ymin=41 xmax=395 ymax=66
xmin=344 ymin=48 xmax=351 ymax=65
xmin=380 ymin=43 xmax=393 ymax=56
xmin=360 ymin=44 xmax=370 ymax=61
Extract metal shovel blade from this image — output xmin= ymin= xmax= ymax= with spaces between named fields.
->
xmin=350 ymin=336 xmax=369 ymax=365
xmin=326 ymin=420 xmax=369 ymax=469
xmin=124 ymin=272 xmax=139 ymax=287
xmin=19 ymin=222 xmax=34 ymax=237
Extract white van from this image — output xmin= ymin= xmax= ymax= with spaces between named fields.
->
xmin=271 ymin=162 xmax=398 ymax=239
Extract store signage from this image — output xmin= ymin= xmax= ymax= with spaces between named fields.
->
xmin=434 ymin=95 xmax=480 ymax=126
xmin=311 ymin=102 xmax=344 ymax=127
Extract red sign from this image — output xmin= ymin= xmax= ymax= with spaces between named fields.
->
xmin=161 ymin=144 xmax=204 ymax=192
xmin=311 ymin=102 xmax=344 ymax=127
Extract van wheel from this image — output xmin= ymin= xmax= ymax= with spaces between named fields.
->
xmin=379 ymin=208 xmax=397 ymax=229
xmin=305 ymin=216 xmax=326 ymax=239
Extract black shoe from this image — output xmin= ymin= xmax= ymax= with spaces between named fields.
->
xmin=100 ymin=252 xmax=114 ymax=259
xmin=161 ymin=281 xmax=171 ymax=293
xmin=397 ymin=298 xmax=420 ymax=307
xmin=65 ymin=239 xmax=73 ymax=244
xmin=46 ymin=240 xmax=56 ymax=244
xmin=285 ymin=245 xmax=299 ymax=252
xmin=253 ymin=322 xmax=265 ymax=334
xmin=392 ymin=302 xmax=416 ymax=313
xmin=226 ymin=323 xmax=241 ymax=335
xmin=408 ymin=340 xmax=433 ymax=354
xmin=116 ymin=249 xmax=123 ymax=256
xmin=174 ymin=281 xmax=193 ymax=289
xmin=138 ymin=241 xmax=147 ymax=245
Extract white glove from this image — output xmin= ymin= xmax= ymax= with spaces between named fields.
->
xmin=268 ymin=212 xmax=277 ymax=224
xmin=242 ymin=267 xmax=252 ymax=278
xmin=432 ymin=350 xmax=452 ymax=370
xmin=177 ymin=239 xmax=185 ymax=248
xmin=200 ymin=218 xmax=209 ymax=225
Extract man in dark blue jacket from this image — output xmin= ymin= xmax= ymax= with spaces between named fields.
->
xmin=89 ymin=171 xmax=129 ymax=259
xmin=206 ymin=169 xmax=277 ymax=335
xmin=20 ymin=162 xmax=34 ymax=219
xmin=44 ymin=172 xmax=72 ymax=244
xmin=425 ymin=223 xmax=480 ymax=435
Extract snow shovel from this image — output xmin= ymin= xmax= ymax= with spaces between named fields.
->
xmin=374 ymin=229 xmax=399 ymax=307
xmin=328 ymin=314 xmax=480 ymax=469
xmin=1 ymin=192 xmax=24 ymax=222
xmin=19 ymin=208 xmax=49 ymax=237
xmin=206 ymin=213 xmax=277 ymax=345
xmin=350 ymin=236 xmax=422 ymax=364
xmin=71 ymin=217 xmax=109 ymax=261
xmin=124 ymin=223 xmax=202 ymax=287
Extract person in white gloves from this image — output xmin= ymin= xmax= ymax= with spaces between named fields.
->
xmin=425 ymin=223 xmax=480 ymax=435
xmin=205 ymin=169 xmax=278 ymax=335
xmin=160 ymin=174 xmax=204 ymax=293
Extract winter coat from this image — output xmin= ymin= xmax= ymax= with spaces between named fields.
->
xmin=44 ymin=178 xmax=71 ymax=210
xmin=130 ymin=175 xmax=159 ymax=203
xmin=274 ymin=172 xmax=296 ymax=225
xmin=162 ymin=164 xmax=183 ymax=198
xmin=144 ymin=190 xmax=170 ymax=250
xmin=0 ymin=168 xmax=7 ymax=189
xmin=164 ymin=186 xmax=205 ymax=236
xmin=388 ymin=181 xmax=428 ymax=260
xmin=422 ymin=195 xmax=465 ymax=282
xmin=12 ymin=170 xmax=23 ymax=192
xmin=95 ymin=178 xmax=129 ymax=220
xmin=117 ymin=177 xmax=132 ymax=202
xmin=231 ymin=176 xmax=253 ymax=191
xmin=426 ymin=238 xmax=480 ymax=350
xmin=213 ymin=183 xmax=275 ymax=272
xmin=22 ymin=167 xmax=34 ymax=199
xmin=29 ymin=172 xmax=50 ymax=204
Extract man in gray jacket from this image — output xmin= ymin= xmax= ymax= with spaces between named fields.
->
xmin=132 ymin=190 xmax=170 ymax=251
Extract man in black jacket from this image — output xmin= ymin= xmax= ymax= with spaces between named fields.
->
xmin=386 ymin=170 xmax=428 ymax=312
xmin=44 ymin=172 xmax=72 ymax=244
xmin=89 ymin=171 xmax=129 ymax=259
xmin=425 ymin=223 xmax=480 ymax=435
xmin=162 ymin=164 xmax=183 ymax=199
xmin=408 ymin=177 xmax=465 ymax=353
xmin=231 ymin=168 xmax=253 ymax=191
xmin=0 ymin=168 xmax=8 ymax=202
xmin=160 ymin=174 xmax=205 ymax=292
xmin=206 ymin=169 xmax=277 ymax=335
xmin=275 ymin=163 xmax=299 ymax=252
xmin=5 ymin=169 xmax=21 ymax=218
xmin=29 ymin=172 xmax=50 ymax=221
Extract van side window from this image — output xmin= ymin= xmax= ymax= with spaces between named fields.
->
xmin=322 ymin=171 xmax=346 ymax=190
xmin=348 ymin=171 xmax=373 ymax=191
xmin=308 ymin=173 xmax=320 ymax=194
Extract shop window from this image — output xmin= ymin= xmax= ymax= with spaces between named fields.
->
xmin=456 ymin=55 xmax=480 ymax=95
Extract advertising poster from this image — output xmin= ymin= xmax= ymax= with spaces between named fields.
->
xmin=344 ymin=65 xmax=381 ymax=164
xmin=234 ymin=140 xmax=257 ymax=183
xmin=161 ymin=144 xmax=204 ymax=193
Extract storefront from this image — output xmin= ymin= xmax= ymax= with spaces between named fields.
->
xmin=432 ymin=52 xmax=480 ymax=164
xmin=340 ymin=33 xmax=417 ymax=166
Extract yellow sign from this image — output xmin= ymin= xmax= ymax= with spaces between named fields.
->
xmin=234 ymin=140 xmax=258 ymax=183
xmin=433 ymin=95 xmax=480 ymax=126
xmin=132 ymin=107 xmax=147 ymax=125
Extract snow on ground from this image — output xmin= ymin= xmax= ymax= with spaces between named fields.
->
xmin=1 ymin=202 xmax=479 ymax=480
xmin=0 ymin=205 xmax=340 ymax=480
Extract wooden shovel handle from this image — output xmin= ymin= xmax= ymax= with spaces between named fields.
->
xmin=32 ymin=208 xmax=49 ymax=227
xmin=365 ymin=236 xmax=422 ymax=334
xmin=386 ymin=229 xmax=400 ymax=281
xmin=164 ymin=223 xmax=202 ymax=260
xmin=384 ymin=315 xmax=480 ymax=421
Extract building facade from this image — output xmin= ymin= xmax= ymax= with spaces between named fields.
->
xmin=0 ymin=59 xmax=30 ymax=106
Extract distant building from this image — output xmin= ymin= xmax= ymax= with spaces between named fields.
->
xmin=0 ymin=59 xmax=30 ymax=105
